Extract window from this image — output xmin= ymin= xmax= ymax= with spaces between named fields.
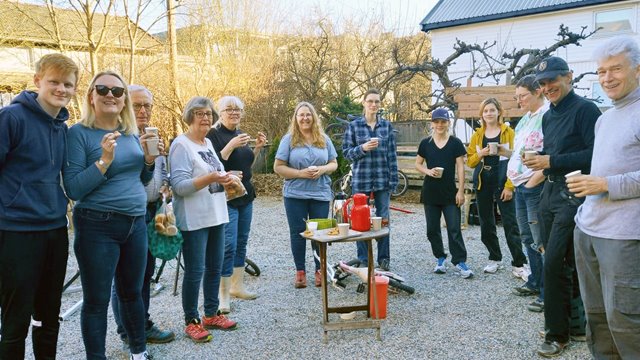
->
xmin=594 ymin=8 xmax=634 ymax=35
xmin=591 ymin=82 xmax=613 ymax=110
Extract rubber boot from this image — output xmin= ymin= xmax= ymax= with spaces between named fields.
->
xmin=219 ymin=276 xmax=231 ymax=314
xmin=229 ymin=267 xmax=258 ymax=300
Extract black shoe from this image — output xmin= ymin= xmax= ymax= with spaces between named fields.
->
xmin=527 ymin=299 xmax=544 ymax=313
xmin=512 ymin=284 xmax=539 ymax=297
xmin=537 ymin=340 xmax=569 ymax=358
xmin=146 ymin=324 xmax=175 ymax=344
xmin=378 ymin=259 xmax=390 ymax=272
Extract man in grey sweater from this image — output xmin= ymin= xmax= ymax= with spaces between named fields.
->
xmin=567 ymin=36 xmax=640 ymax=359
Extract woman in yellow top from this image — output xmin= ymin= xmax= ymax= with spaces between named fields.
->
xmin=467 ymin=98 xmax=527 ymax=276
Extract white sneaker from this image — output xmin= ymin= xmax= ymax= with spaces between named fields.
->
xmin=433 ymin=257 xmax=447 ymax=274
xmin=483 ymin=260 xmax=503 ymax=274
xmin=512 ymin=265 xmax=530 ymax=282
xmin=455 ymin=262 xmax=474 ymax=279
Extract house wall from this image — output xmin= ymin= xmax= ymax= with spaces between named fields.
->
xmin=428 ymin=0 xmax=640 ymax=107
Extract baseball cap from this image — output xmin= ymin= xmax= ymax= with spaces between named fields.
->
xmin=431 ymin=108 xmax=450 ymax=121
xmin=534 ymin=56 xmax=570 ymax=81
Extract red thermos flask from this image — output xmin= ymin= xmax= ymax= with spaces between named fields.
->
xmin=349 ymin=193 xmax=371 ymax=231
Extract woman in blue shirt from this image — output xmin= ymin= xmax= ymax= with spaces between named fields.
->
xmin=274 ymin=102 xmax=338 ymax=288
xmin=63 ymin=71 xmax=160 ymax=360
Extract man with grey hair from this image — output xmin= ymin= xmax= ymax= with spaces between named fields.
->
xmin=567 ymin=36 xmax=640 ymax=359
xmin=110 ymin=85 xmax=175 ymax=344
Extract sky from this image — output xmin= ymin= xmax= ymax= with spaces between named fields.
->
xmin=141 ymin=0 xmax=440 ymax=35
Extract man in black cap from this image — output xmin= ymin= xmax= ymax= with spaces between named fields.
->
xmin=523 ymin=56 xmax=601 ymax=357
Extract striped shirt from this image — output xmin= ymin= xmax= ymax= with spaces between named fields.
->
xmin=342 ymin=116 xmax=398 ymax=194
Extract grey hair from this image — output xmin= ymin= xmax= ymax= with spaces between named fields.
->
xmin=128 ymin=84 xmax=153 ymax=101
xmin=593 ymin=35 xmax=640 ymax=67
xmin=213 ymin=96 xmax=244 ymax=129
xmin=182 ymin=96 xmax=218 ymax=125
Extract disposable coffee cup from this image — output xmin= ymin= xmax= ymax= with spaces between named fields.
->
xmin=370 ymin=137 xmax=379 ymax=142
xmin=147 ymin=138 xmax=160 ymax=156
xmin=307 ymin=222 xmax=318 ymax=232
xmin=565 ymin=170 xmax=582 ymax=179
xmin=524 ymin=150 xmax=538 ymax=160
xmin=433 ymin=167 xmax=444 ymax=178
xmin=338 ymin=223 xmax=350 ymax=236
xmin=308 ymin=165 xmax=318 ymax=171
xmin=488 ymin=142 xmax=499 ymax=155
xmin=371 ymin=217 xmax=382 ymax=231
xmin=145 ymin=127 xmax=158 ymax=135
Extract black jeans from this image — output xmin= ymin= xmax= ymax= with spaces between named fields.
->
xmin=424 ymin=203 xmax=467 ymax=265
xmin=539 ymin=180 xmax=584 ymax=343
xmin=0 ymin=227 xmax=69 ymax=360
xmin=475 ymin=171 xmax=526 ymax=266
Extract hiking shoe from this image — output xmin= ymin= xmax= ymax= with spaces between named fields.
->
xmin=145 ymin=323 xmax=175 ymax=344
xmin=483 ymin=260 xmax=503 ymax=274
xmin=130 ymin=351 xmax=153 ymax=360
xmin=314 ymin=270 xmax=322 ymax=287
xmin=433 ymin=257 xmax=446 ymax=274
xmin=512 ymin=265 xmax=530 ymax=282
xmin=512 ymin=284 xmax=539 ymax=297
xmin=202 ymin=312 xmax=237 ymax=331
xmin=378 ymin=259 xmax=390 ymax=272
xmin=527 ymin=299 xmax=544 ymax=312
xmin=184 ymin=319 xmax=212 ymax=343
xmin=294 ymin=270 xmax=307 ymax=288
xmin=537 ymin=340 xmax=569 ymax=358
xmin=455 ymin=262 xmax=473 ymax=279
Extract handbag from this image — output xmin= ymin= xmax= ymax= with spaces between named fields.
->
xmin=147 ymin=196 xmax=183 ymax=261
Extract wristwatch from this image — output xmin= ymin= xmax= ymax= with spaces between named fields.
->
xmin=98 ymin=159 xmax=109 ymax=170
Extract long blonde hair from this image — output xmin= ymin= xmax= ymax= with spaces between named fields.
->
xmin=288 ymin=102 xmax=326 ymax=148
xmin=81 ymin=70 xmax=137 ymax=135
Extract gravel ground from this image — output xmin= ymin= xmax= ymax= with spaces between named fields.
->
xmin=42 ymin=196 xmax=590 ymax=360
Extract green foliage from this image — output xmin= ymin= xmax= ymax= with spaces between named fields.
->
xmin=327 ymin=96 xmax=363 ymax=122
xmin=266 ymin=136 xmax=281 ymax=173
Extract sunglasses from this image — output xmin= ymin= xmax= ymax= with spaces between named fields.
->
xmin=94 ymin=85 xmax=125 ymax=98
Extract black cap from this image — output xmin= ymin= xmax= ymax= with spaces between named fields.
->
xmin=535 ymin=56 xmax=570 ymax=81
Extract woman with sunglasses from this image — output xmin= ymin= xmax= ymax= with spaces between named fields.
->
xmin=64 ymin=71 xmax=161 ymax=360
xmin=169 ymin=96 xmax=238 ymax=343
xmin=206 ymin=96 xmax=267 ymax=313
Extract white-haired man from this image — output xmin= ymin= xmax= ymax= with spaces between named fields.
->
xmin=567 ymin=36 xmax=640 ymax=359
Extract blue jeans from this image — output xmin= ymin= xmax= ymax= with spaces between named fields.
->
xmin=222 ymin=202 xmax=253 ymax=277
xmin=515 ymin=183 xmax=544 ymax=295
xmin=73 ymin=208 xmax=147 ymax=358
xmin=424 ymin=204 xmax=467 ymax=265
xmin=283 ymin=197 xmax=329 ymax=271
xmin=181 ymin=225 xmax=225 ymax=322
xmin=356 ymin=190 xmax=391 ymax=266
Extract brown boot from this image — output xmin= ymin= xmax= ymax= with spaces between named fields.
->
xmin=229 ymin=267 xmax=258 ymax=300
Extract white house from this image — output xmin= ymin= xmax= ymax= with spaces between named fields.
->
xmin=420 ymin=0 xmax=640 ymax=109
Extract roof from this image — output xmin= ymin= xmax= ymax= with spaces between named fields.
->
xmin=0 ymin=1 xmax=162 ymax=52
xmin=420 ymin=0 xmax=621 ymax=32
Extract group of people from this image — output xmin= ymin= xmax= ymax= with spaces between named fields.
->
xmin=1 ymin=34 xmax=639 ymax=360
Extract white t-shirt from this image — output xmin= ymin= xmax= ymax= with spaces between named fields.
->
xmin=169 ymin=134 xmax=229 ymax=231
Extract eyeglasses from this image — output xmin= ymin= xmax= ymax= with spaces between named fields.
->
xmin=513 ymin=93 xmax=530 ymax=101
xmin=194 ymin=111 xmax=214 ymax=118
xmin=133 ymin=103 xmax=153 ymax=112
xmin=94 ymin=85 xmax=125 ymax=98
xmin=222 ymin=108 xmax=243 ymax=114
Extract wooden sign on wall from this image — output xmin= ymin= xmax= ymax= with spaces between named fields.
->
xmin=446 ymin=85 xmax=525 ymax=119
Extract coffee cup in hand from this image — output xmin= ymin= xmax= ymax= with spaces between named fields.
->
xmin=433 ymin=167 xmax=444 ymax=178
xmin=488 ymin=142 xmax=499 ymax=155
xmin=524 ymin=150 xmax=537 ymax=160
xmin=565 ymin=170 xmax=582 ymax=179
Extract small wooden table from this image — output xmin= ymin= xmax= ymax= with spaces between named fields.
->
xmin=302 ymin=227 xmax=390 ymax=343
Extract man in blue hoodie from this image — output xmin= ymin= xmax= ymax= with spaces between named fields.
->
xmin=0 ymin=53 xmax=79 ymax=359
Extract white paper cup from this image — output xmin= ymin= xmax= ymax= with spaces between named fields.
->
xmin=338 ymin=223 xmax=349 ymax=236
xmin=433 ymin=167 xmax=444 ymax=178
xmin=371 ymin=217 xmax=382 ymax=231
xmin=307 ymin=222 xmax=318 ymax=231
xmin=565 ymin=170 xmax=582 ymax=179
xmin=145 ymin=127 xmax=158 ymax=135
xmin=308 ymin=165 xmax=318 ymax=171
xmin=147 ymin=138 xmax=160 ymax=156
xmin=524 ymin=150 xmax=538 ymax=160
xmin=488 ymin=142 xmax=499 ymax=155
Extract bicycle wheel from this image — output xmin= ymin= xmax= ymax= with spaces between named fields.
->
xmin=244 ymin=257 xmax=260 ymax=277
xmin=387 ymin=278 xmax=415 ymax=295
xmin=391 ymin=170 xmax=408 ymax=198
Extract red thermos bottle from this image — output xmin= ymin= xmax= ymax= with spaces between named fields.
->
xmin=349 ymin=193 xmax=371 ymax=231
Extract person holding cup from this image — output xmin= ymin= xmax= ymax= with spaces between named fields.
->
xmin=467 ymin=98 xmax=527 ymax=276
xmin=274 ymin=102 xmax=337 ymax=288
xmin=206 ymin=96 xmax=267 ymax=313
xmin=415 ymin=108 xmax=472 ymax=278
xmin=63 ymin=71 xmax=160 ymax=359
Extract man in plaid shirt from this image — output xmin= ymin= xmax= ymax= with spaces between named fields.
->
xmin=342 ymin=88 xmax=398 ymax=270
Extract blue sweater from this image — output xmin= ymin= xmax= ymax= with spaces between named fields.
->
xmin=0 ymin=91 xmax=69 ymax=231
xmin=63 ymin=124 xmax=152 ymax=216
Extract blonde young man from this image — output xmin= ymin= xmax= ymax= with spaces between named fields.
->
xmin=0 ymin=54 xmax=78 ymax=359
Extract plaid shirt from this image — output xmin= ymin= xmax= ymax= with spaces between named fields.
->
xmin=342 ymin=116 xmax=398 ymax=194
